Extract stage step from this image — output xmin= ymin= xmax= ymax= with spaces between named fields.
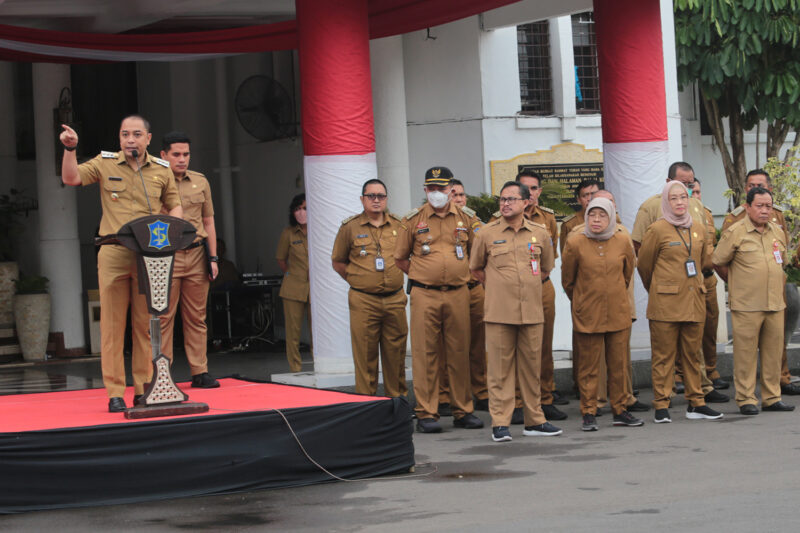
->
xmin=0 ymin=327 xmax=15 ymax=339
xmin=0 ymin=343 xmax=21 ymax=356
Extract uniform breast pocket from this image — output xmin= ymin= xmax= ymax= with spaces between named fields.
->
xmin=103 ymin=178 xmax=127 ymax=200
xmin=490 ymin=246 xmax=514 ymax=269
xmin=656 ymin=285 xmax=679 ymax=294
xmin=188 ymin=192 xmax=205 ymax=205
xmin=353 ymin=236 xmax=372 ymax=253
xmin=739 ymin=241 xmax=761 ymax=253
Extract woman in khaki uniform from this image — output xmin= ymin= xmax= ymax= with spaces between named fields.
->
xmin=637 ymin=181 xmax=722 ymax=423
xmin=276 ymin=194 xmax=312 ymax=372
xmin=562 ymin=197 xmax=641 ymax=431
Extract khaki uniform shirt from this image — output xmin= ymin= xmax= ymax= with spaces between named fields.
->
xmin=712 ymin=217 xmax=787 ymax=312
xmin=276 ymin=225 xmax=309 ymax=302
xmin=559 ymin=210 xmax=585 ymax=255
xmin=79 ymin=150 xmax=180 ymax=235
xmin=394 ymin=202 xmax=477 ymax=286
xmin=631 ymin=194 xmax=712 ymax=247
xmin=568 ymin=219 xmax=637 ymax=320
xmin=493 ymin=204 xmax=558 ymax=259
xmin=470 ymin=217 xmax=554 ymax=325
xmin=561 ymin=231 xmax=635 ymax=333
xmin=175 ymin=170 xmax=214 ymax=240
xmin=331 ymin=212 xmax=404 ymax=293
xmin=637 ymin=219 xmax=710 ymax=323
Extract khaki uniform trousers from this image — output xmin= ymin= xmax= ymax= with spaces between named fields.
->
xmin=731 ymin=310 xmax=784 ymax=407
xmin=283 ymin=298 xmax=311 ymax=372
xmin=574 ymin=329 xmax=629 ymax=415
xmin=98 ymin=245 xmax=152 ymax=398
xmin=348 ymin=288 xmax=408 ymax=397
xmin=486 ymin=322 xmax=545 ymax=427
xmin=513 ymin=278 xmax=555 ymax=408
xmin=439 ymin=284 xmax=488 ymax=404
xmin=650 ymin=320 xmax=706 ymax=409
xmin=410 ymin=285 xmax=472 ymax=420
xmin=158 ymin=246 xmax=210 ymax=376
xmin=676 ymin=277 xmax=719 ymax=387
xmin=780 ymin=287 xmax=792 ymax=386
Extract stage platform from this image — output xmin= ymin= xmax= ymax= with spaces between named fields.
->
xmin=0 ymin=378 xmax=415 ymax=514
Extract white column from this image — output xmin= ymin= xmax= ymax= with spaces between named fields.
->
xmin=370 ymin=36 xmax=412 ymax=215
xmin=660 ymin=0 xmax=684 ymax=163
xmin=214 ymin=58 xmax=239 ymax=264
xmin=549 ymin=16 xmax=577 ymax=141
xmin=32 ymin=63 xmax=85 ymax=350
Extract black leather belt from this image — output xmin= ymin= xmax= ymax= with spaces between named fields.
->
xmin=185 ymin=240 xmax=203 ymax=250
xmin=351 ymin=287 xmax=402 ymax=298
xmin=542 ymin=276 xmax=551 ymax=283
xmin=410 ymin=280 xmax=465 ymax=292
xmin=467 ymin=281 xmax=480 ymax=289
xmin=703 ymin=270 xmax=714 ymax=278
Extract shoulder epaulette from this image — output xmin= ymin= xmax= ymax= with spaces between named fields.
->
xmin=389 ymin=212 xmax=402 ymax=222
xmin=531 ymin=221 xmax=546 ymax=229
xmin=562 ymin=213 xmax=576 ymax=223
xmin=731 ymin=205 xmax=744 ymax=216
xmin=539 ymin=205 xmax=554 ymax=214
xmin=704 ymin=205 xmax=712 ymax=213
xmin=773 ymin=205 xmax=784 ymax=213
xmin=403 ymin=207 xmax=420 ymax=220
xmin=492 ymin=210 xmax=501 ymax=219
xmin=341 ymin=214 xmax=359 ymax=225
xmin=186 ymin=169 xmax=207 ymax=179
xmin=485 ymin=218 xmax=502 ymax=227
xmin=460 ymin=205 xmax=476 ymax=218
xmin=101 ymin=151 xmax=117 ymax=158
xmin=152 ymin=156 xmax=170 ymax=168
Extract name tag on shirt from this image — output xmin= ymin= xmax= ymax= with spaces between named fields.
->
xmin=375 ymin=257 xmax=385 ymax=271
xmin=531 ymin=259 xmax=539 ymax=276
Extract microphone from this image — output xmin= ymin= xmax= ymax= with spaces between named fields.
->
xmin=131 ymin=149 xmax=153 ymax=214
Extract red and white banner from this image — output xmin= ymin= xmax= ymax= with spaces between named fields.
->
xmin=0 ymin=0 xmax=521 ymax=63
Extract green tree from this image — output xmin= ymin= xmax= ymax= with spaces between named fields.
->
xmin=674 ymin=0 xmax=800 ymax=204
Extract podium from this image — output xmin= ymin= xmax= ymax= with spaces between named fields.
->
xmin=99 ymin=214 xmax=210 ymax=419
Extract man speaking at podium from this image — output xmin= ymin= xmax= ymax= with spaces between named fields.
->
xmin=60 ymin=115 xmax=183 ymax=412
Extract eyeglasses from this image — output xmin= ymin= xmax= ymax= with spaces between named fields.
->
xmin=364 ymin=194 xmax=387 ymax=201
xmin=528 ymin=186 xmax=540 ymax=190
xmin=499 ymin=197 xmax=523 ymax=205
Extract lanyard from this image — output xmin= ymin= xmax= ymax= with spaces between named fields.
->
xmin=674 ymin=225 xmax=692 ymax=257
xmin=368 ymin=223 xmax=384 ymax=256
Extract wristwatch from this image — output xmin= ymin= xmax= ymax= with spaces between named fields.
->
xmin=64 ymin=144 xmax=77 ymax=152
xmin=209 ymin=256 xmax=219 ymax=262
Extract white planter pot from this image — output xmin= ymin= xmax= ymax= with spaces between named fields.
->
xmin=13 ymin=293 xmax=51 ymax=362
xmin=0 ymin=261 xmax=19 ymax=326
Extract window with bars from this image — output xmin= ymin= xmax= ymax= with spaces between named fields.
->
xmin=517 ymin=21 xmax=553 ymax=116
xmin=572 ymin=12 xmax=601 ymax=114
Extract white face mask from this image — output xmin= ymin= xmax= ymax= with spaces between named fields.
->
xmin=427 ymin=190 xmax=449 ymax=209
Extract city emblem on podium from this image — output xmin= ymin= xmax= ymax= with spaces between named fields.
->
xmin=147 ymin=220 xmax=170 ymax=250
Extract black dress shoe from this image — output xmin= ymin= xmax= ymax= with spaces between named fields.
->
xmin=627 ymin=400 xmax=651 ymax=412
xmin=453 ymin=412 xmax=485 ymax=429
xmin=739 ymin=404 xmax=759 ymax=415
xmin=781 ymin=383 xmax=800 ymax=395
xmin=191 ymin=372 xmax=220 ymax=388
xmin=762 ymin=401 xmax=795 ymax=412
xmin=712 ymin=378 xmax=730 ymax=390
xmin=416 ymin=418 xmax=443 ymax=433
xmin=551 ymin=390 xmax=570 ymax=406
xmin=474 ymin=398 xmax=489 ymax=411
xmin=704 ymin=389 xmax=730 ymax=403
xmin=108 ymin=397 xmax=126 ymax=413
xmin=542 ymin=403 xmax=568 ymax=420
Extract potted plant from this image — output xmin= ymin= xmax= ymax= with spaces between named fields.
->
xmin=0 ymin=189 xmax=27 ymax=326
xmin=13 ymin=273 xmax=50 ymax=362
xmin=764 ymin=149 xmax=800 ymax=345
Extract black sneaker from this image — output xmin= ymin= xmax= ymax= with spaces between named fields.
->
xmin=712 ymin=377 xmax=730 ymax=390
xmin=191 ymin=372 xmax=220 ymax=388
xmin=552 ymin=390 xmax=570 ymax=406
xmin=511 ymin=407 xmax=524 ymax=425
xmin=453 ymin=412 xmax=484 ymax=429
xmin=474 ymin=398 xmax=489 ymax=411
xmin=654 ymin=408 xmax=671 ymax=424
xmin=491 ymin=426 xmax=512 ymax=442
xmin=416 ymin=418 xmax=443 ymax=433
xmin=542 ymin=403 xmax=568 ymax=421
xmin=437 ymin=402 xmax=452 ymax=417
xmin=627 ymin=400 xmax=650 ymax=412
xmin=686 ymin=404 xmax=723 ymax=420
xmin=523 ymin=422 xmax=563 ymax=436
xmin=613 ymin=411 xmax=644 ymax=426
xmin=581 ymin=414 xmax=598 ymax=431
xmin=781 ymin=383 xmax=800 ymax=395
xmin=704 ymin=389 xmax=730 ymax=403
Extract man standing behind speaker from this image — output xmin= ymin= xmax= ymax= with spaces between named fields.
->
xmin=59 ymin=116 xmax=183 ymax=412
xmin=158 ymin=131 xmax=220 ymax=389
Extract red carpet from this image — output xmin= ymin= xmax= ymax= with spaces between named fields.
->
xmin=0 ymin=378 xmax=383 ymax=433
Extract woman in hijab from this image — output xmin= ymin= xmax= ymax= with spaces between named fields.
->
xmin=637 ymin=181 xmax=722 ymax=423
xmin=276 ymin=193 xmax=312 ymax=372
xmin=562 ymin=197 xmax=641 ymax=431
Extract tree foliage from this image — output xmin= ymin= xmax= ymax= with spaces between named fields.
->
xmin=675 ymin=0 xmax=800 ymax=204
